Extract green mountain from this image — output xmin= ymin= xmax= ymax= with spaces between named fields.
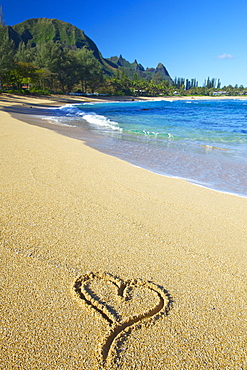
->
xmin=107 ymin=55 xmax=172 ymax=83
xmin=9 ymin=18 xmax=112 ymax=73
xmin=7 ymin=18 xmax=172 ymax=82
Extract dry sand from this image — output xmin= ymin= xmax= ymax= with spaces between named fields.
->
xmin=0 ymin=94 xmax=246 ymax=369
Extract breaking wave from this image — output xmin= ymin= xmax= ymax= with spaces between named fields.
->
xmin=57 ymin=104 xmax=122 ymax=132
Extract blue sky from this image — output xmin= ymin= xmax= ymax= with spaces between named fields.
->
xmin=2 ymin=0 xmax=247 ymax=86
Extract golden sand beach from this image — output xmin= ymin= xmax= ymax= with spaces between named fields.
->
xmin=0 ymin=94 xmax=246 ymax=369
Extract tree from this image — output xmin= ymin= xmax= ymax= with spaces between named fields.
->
xmin=15 ymin=41 xmax=37 ymax=64
xmin=0 ymin=13 xmax=15 ymax=90
xmin=36 ymin=41 xmax=63 ymax=71
xmin=185 ymin=79 xmax=190 ymax=90
xmin=0 ymin=5 xmax=5 ymax=26
xmin=133 ymin=73 xmax=139 ymax=82
xmin=75 ymin=48 xmax=103 ymax=93
xmin=205 ymin=77 xmax=217 ymax=89
xmin=10 ymin=62 xmax=38 ymax=90
xmin=36 ymin=42 xmax=78 ymax=92
xmin=173 ymin=77 xmax=185 ymax=89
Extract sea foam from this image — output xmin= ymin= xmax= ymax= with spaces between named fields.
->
xmin=58 ymin=104 xmax=122 ymax=131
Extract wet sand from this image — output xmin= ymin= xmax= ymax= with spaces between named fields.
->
xmin=1 ymin=94 xmax=247 ymax=369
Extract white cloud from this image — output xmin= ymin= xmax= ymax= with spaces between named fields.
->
xmin=216 ymin=54 xmax=234 ymax=60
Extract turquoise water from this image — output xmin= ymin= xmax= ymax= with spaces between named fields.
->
xmin=46 ymin=99 xmax=247 ymax=197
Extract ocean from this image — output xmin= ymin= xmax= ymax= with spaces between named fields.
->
xmin=42 ymin=98 xmax=247 ymax=197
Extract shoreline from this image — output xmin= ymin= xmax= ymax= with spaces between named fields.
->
xmin=6 ymin=93 xmax=247 ymax=199
xmin=3 ymin=91 xmax=247 ymax=103
xmin=1 ymin=94 xmax=247 ymax=369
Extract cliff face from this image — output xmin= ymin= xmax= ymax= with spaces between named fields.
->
xmin=9 ymin=18 xmax=172 ymax=82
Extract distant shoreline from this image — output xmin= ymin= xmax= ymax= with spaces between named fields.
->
xmin=2 ymin=92 xmax=247 ymax=106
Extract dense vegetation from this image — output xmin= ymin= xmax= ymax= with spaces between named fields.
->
xmin=0 ymin=15 xmax=247 ymax=97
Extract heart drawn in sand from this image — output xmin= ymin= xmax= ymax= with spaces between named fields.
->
xmin=73 ymin=272 xmax=171 ymax=366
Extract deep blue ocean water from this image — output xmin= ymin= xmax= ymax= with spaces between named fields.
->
xmin=44 ymin=99 xmax=247 ymax=197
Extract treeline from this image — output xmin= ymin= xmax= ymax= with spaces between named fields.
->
xmin=100 ymin=75 xmax=247 ymax=97
xmin=1 ymin=22 xmax=247 ymax=97
xmin=174 ymin=77 xmax=221 ymax=90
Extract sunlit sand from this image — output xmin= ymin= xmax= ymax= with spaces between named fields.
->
xmin=1 ymin=94 xmax=246 ymax=369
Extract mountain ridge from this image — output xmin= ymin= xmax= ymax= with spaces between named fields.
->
xmin=7 ymin=18 xmax=172 ymax=83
